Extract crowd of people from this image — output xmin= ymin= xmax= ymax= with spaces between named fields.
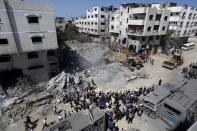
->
xmin=24 ymin=75 xmax=162 ymax=131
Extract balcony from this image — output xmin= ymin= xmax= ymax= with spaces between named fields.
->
xmin=169 ymin=16 xmax=180 ymax=21
xmin=127 ymin=25 xmax=144 ymax=35
xmin=128 ymin=20 xmax=145 ymax=25
xmin=128 ymin=13 xmax=146 ymax=25
xmin=130 ymin=7 xmax=146 ymax=14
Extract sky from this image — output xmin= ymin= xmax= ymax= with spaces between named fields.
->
xmin=32 ymin=0 xmax=197 ymax=19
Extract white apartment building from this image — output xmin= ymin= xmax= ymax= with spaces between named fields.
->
xmin=166 ymin=3 xmax=197 ymax=41
xmin=110 ymin=3 xmax=170 ymax=54
xmin=74 ymin=6 xmax=114 ymax=40
xmin=0 ymin=0 xmax=58 ymax=86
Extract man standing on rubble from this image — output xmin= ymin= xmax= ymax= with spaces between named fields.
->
xmin=53 ymin=105 xmax=58 ymax=115
xmin=24 ymin=116 xmax=33 ymax=131
xmin=42 ymin=118 xmax=48 ymax=129
xmin=158 ymin=79 xmax=162 ymax=86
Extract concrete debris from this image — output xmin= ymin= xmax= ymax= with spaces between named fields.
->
xmin=2 ymin=97 xmax=19 ymax=109
xmin=47 ymin=71 xmax=66 ymax=91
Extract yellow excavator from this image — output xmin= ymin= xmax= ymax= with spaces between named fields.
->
xmin=162 ymin=49 xmax=183 ymax=70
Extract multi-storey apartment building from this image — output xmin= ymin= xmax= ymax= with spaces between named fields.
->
xmin=55 ymin=17 xmax=67 ymax=31
xmin=110 ymin=3 xmax=170 ymax=54
xmin=74 ymin=6 xmax=114 ymax=41
xmin=166 ymin=3 xmax=197 ymax=43
xmin=0 ymin=0 xmax=58 ymax=86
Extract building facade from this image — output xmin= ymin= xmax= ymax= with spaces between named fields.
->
xmin=0 ymin=0 xmax=58 ymax=85
xmin=166 ymin=3 xmax=197 ymax=39
xmin=74 ymin=6 xmax=114 ymax=41
xmin=109 ymin=3 xmax=171 ymax=54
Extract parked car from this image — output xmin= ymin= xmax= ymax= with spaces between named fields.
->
xmin=181 ymin=42 xmax=195 ymax=51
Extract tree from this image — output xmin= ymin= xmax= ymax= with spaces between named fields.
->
xmin=160 ymin=30 xmax=176 ymax=52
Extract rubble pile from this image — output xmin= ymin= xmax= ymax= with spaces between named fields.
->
xmin=80 ymin=62 xmax=149 ymax=91
xmin=0 ymin=72 xmax=92 ymax=129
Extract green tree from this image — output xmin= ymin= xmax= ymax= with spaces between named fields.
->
xmin=160 ymin=30 xmax=176 ymax=52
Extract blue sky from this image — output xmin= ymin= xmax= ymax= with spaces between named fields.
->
xmin=32 ymin=0 xmax=197 ymax=19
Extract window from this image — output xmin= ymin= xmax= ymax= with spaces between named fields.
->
xmin=111 ymin=17 xmax=115 ymax=21
xmin=147 ymin=26 xmax=151 ymax=31
xmin=27 ymin=15 xmax=39 ymax=24
xmin=101 ymin=15 xmax=105 ymax=18
xmin=91 ymin=29 xmax=94 ymax=31
xmin=101 ymin=7 xmax=104 ymax=11
xmin=101 ymin=22 xmax=105 ymax=25
xmin=95 ymin=29 xmax=97 ymax=32
xmin=154 ymin=25 xmax=159 ymax=30
xmin=100 ymin=30 xmax=105 ymax=32
xmin=31 ymin=36 xmax=42 ymax=43
xmin=0 ymin=39 xmax=8 ymax=45
xmin=94 ymin=8 xmax=97 ymax=11
xmin=120 ymin=21 xmax=122 ymax=25
xmin=127 ymin=7 xmax=129 ymax=13
xmin=131 ymin=37 xmax=136 ymax=40
xmin=95 ymin=22 xmax=97 ymax=25
xmin=50 ymin=62 xmax=57 ymax=66
xmin=156 ymin=36 xmax=160 ymax=40
xmin=0 ymin=55 xmax=11 ymax=63
xmin=27 ymin=52 xmax=38 ymax=59
xmin=127 ymin=18 xmax=128 ymax=23
xmin=91 ymin=22 xmax=94 ymax=25
xmin=111 ymin=25 xmax=114 ymax=29
xmin=120 ymin=31 xmax=121 ymax=35
xmin=156 ymin=14 xmax=162 ymax=21
xmin=88 ymin=16 xmax=90 ymax=18
xmin=149 ymin=36 xmax=153 ymax=41
xmin=162 ymin=26 xmax=166 ymax=31
xmin=149 ymin=15 xmax=153 ymax=20
xmin=95 ymin=14 xmax=98 ymax=18
xmin=47 ymin=50 xmax=56 ymax=56
xmin=122 ymin=38 xmax=126 ymax=44
xmin=164 ymin=16 xmax=168 ymax=21
xmin=28 ymin=65 xmax=44 ymax=70
xmin=142 ymin=37 xmax=146 ymax=41
xmin=121 ymin=12 xmax=123 ymax=16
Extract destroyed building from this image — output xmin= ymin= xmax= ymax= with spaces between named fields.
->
xmin=43 ymin=107 xmax=105 ymax=131
xmin=0 ymin=0 xmax=58 ymax=87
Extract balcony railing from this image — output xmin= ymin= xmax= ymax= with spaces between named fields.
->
xmin=128 ymin=19 xmax=145 ymax=25
xmin=127 ymin=29 xmax=143 ymax=35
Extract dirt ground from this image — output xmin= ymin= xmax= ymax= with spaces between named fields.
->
xmin=96 ymin=45 xmax=197 ymax=92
